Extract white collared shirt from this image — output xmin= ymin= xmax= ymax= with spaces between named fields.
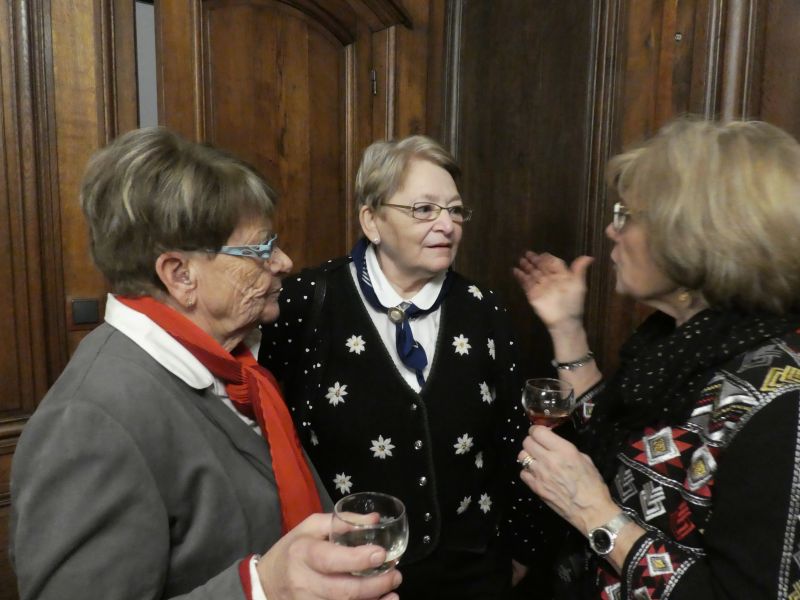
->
xmin=349 ymin=244 xmax=445 ymax=392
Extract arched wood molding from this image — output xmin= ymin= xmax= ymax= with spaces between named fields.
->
xmin=278 ymin=0 xmax=412 ymax=45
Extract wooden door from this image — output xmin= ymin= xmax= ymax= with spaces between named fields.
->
xmin=155 ymin=0 xmax=423 ymax=268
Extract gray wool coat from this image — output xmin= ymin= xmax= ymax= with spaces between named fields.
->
xmin=10 ymin=323 xmax=331 ymax=600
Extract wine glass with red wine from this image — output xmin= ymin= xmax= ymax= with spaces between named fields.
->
xmin=521 ymin=378 xmax=575 ymax=428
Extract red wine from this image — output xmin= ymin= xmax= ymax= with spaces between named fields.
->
xmin=526 ymin=408 xmax=571 ymax=428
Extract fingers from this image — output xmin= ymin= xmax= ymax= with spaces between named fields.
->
xmin=517 ymin=450 xmax=534 ymax=468
xmin=292 ymin=537 xmax=403 ymax=599
xmin=339 ymin=569 xmax=402 ymax=600
xmin=264 ymin=513 xmax=403 ymax=600
xmin=289 ymin=512 xmax=337 ymax=538
xmin=570 ymin=255 xmax=594 ymax=281
xmin=307 ymin=538 xmax=389 ymax=576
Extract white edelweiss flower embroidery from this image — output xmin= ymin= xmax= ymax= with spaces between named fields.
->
xmin=370 ymin=435 xmax=395 ymax=459
xmin=478 ymin=493 xmax=492 ymax=513
xmin=475 ymin=451 xmax=484 ymax=469
xmin=479 ymin=381 xmax=494 ymax=404
xmin=345 ymin=335 xmax=366 ymax=355
xmin=457 ymin=496 xmax=472 ymax=514
xmin=454 ymin=433 xmax=474 ymax=455
xmin=333 ymin=473 xmax=353 ymax=495
xmin=467 ymin=285 xmax=483 ymax=300
xmin=310 ymin=430 xmax=319 ymax=446
xmin=487 ymin=338 xmax=496 ymax=359
xmin=326 ymin=382 xmax=348 ymax=406
xmin=452 ymin=334 xmax=472 ymax=356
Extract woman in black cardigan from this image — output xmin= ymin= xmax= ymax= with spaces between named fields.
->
xmin=261 ymin=136 xmax=554 ymax=599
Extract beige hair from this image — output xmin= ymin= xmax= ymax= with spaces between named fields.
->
xmin=80 ymin=127 xmax=277 ymax=295
xmin=607 ymin=117 xmax=800 ymax=313
xmin=355 ymin=135 xmax=460 ymax=209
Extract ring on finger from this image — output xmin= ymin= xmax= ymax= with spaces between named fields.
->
xmin=520 ymin=455 xmax=534 ymax=469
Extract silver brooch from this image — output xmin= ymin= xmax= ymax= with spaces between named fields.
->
xmin=387 ymin=306 xmax=405 ymax=324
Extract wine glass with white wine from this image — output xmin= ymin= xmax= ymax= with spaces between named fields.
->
xmin=330 ymin=491 xmax=409 ymax=576
xmin=521 ymin=377 xmax=576 ymax=428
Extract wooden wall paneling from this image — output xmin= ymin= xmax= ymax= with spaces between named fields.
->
xmin=202 ymin=0 xmax=356 ymax=268
xmin=452 ymin=1 xmax=598 ymax=377
xmin=51 ymin=0 xmax=135 ymax=356
xmin=156 ymin=0 xmax=203 ymax=140
xmin=441 ymin=0 xmax=462 ymax=155
xmin=0 ymin=2 xmax=137 ymax=597
xmin=750 ymin=0 xmax=800 ymax=138
xmin=370 ymin=25 xmax=395 ymax=141
xmin=422 ymin=0 xmax=448 ymax=141
xmin=0 ymin=1 xmax=52 ymax=419
xmin=0 ymin=1 xmax=54 ymax=596
xmin=391 ymin=0 xmax=435 ymax=137
xmin=687 ymin=0 xmax=722 ymax=116
xmin=345 ymin=17 xmax=377 ymax=242
xmin=157 ymin=0 xmax=419 ymax=270
xmin=581 ymin=0 xmax=626 ymax=374
xmin=719 ymin=0 xmax=767 ymax=121
xmin=370 ymin=0 xmax=443 ymax=142
xmin=591 ymin=0 xmax=722 ymax=371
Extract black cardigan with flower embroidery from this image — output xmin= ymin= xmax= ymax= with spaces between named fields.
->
xmin=260 ymin=258 xmax=554 ymax=574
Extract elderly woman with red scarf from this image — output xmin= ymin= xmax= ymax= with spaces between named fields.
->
xmin=10 ymin=128 xmax=401 ymax=600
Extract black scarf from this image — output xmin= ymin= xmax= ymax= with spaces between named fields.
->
xmin=583 ymin=307 xmax=800 ymax=481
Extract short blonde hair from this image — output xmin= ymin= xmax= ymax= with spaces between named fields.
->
xmin=607 ymin=117 xmax=800 ymax=313
xmin=80 ymin=127 xmax=277 ymax=295
xmin=355 ymin=135 xmax=460 ymax=210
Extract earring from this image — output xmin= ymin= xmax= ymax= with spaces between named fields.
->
xmin=186 ymin=296 xmax=195 ymax=309
xmin=373 ymin=238 xmax=380 ymax=245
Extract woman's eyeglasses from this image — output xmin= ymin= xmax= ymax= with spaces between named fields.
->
xmin=214 ymin=233 xmax=278 ymax=260
xmin=383 ymin=202 xmax=473 ymax=223
xmin=612 ymin=202 xmax=634 ymax=232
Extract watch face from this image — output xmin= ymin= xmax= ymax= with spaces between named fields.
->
xmin=590 ymin=528 xmax=613 ymax=554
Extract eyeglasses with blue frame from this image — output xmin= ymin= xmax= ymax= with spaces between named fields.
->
xmin=213 ymin=233 xmax=278 ymax=261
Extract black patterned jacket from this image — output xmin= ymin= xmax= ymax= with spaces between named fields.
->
xmin=584 ymin=328 xmax=800 ymax=599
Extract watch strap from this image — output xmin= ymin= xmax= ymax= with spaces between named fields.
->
xmin=603 ymin=512 xmax=633 ymax=535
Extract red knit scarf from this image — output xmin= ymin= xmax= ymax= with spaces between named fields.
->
xmin=116 ymin=295 xmax=322 ymax=532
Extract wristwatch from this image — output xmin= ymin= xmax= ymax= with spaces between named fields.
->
xmin=588 ymin=512 xmax=634 ymax=556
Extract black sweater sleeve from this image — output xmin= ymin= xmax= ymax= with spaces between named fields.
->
xmin=622 ymin=388 xmax=800 ymax=599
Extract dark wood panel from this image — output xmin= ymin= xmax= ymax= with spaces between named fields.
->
xmin=0 ymin=426 xmax=21 ymax=600
xmin=758 ymin=0 xmax=800 ymax=137
xmin=453 ymin=0 xmax=597 ymax=377
xmin=594 ymin=0 xmax=709 ymax=369
xmin=201 ymin=1 xmax=350 ymax=268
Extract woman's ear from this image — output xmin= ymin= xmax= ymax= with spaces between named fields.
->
xmin=155 ymin=252 xmax=197 ymax=309
xmin=359 ymin=205 xmax=380 ymax=244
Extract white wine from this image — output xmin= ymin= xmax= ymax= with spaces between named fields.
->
xmin=332 ymin=528 xmax=408 ymax=576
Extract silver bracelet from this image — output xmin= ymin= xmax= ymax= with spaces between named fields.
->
xmin=551 ymin=351 xmax=595 ymax=371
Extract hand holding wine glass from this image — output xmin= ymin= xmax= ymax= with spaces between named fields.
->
xmin=521 ymin=378 xmax=576 ymax=428
xmin=330 ymin=492 xmax=409 ymax=577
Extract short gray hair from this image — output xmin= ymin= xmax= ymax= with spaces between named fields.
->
xmin=355 ymin=135 xmax=460 ymax=210
xmin=80 ymin=127 xmax=277 ymax=295
xmin=607 ymin=117 xmax=800 ymax=313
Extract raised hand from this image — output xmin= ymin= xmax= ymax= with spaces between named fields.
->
xmin=258 ymin=513 xmax=402 ymax=600
xmin=512 ymin=251 xmax=593 ymax=332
